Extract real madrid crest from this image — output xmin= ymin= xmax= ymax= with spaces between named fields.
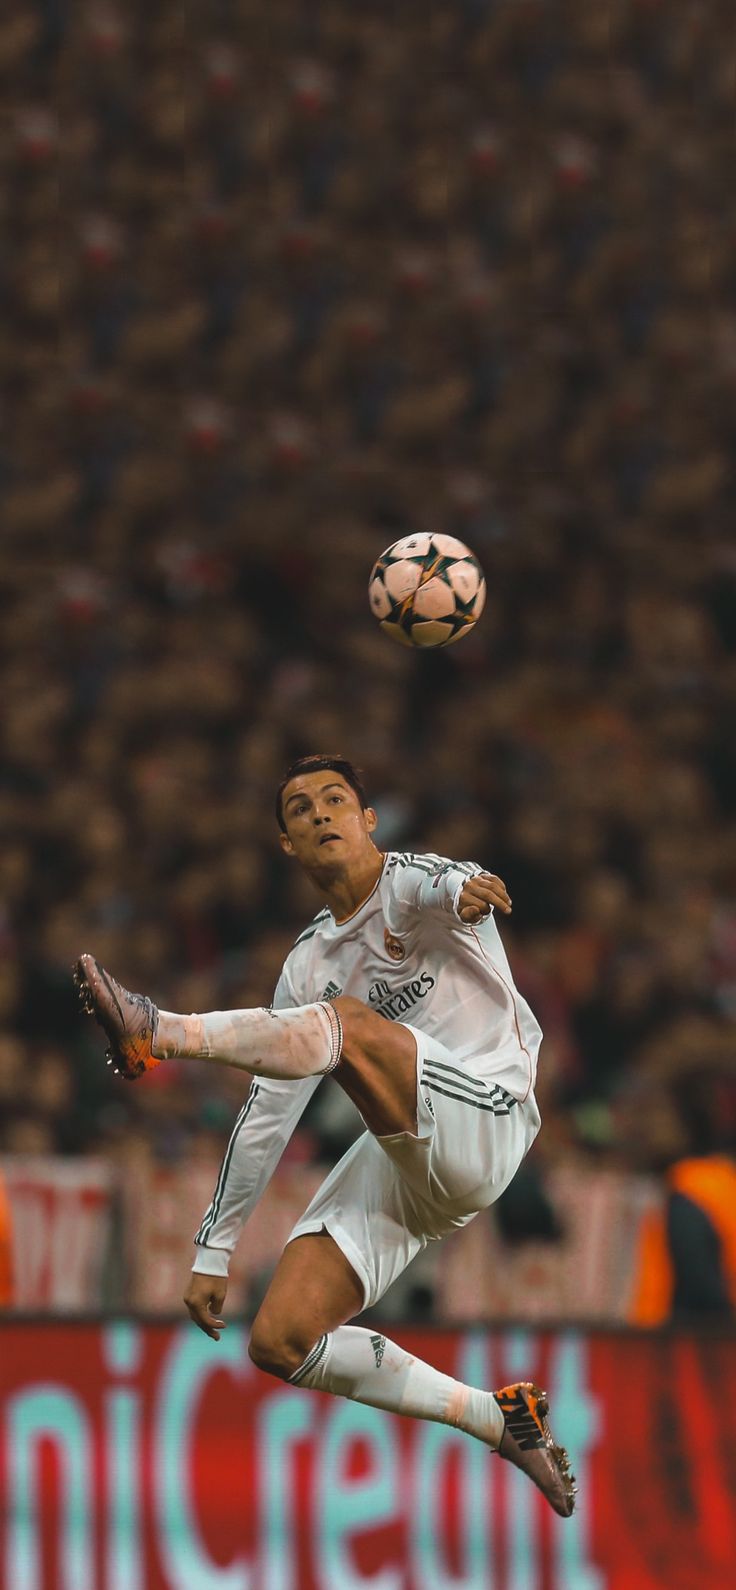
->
xmin=384 ymin=927 xmax=406 ymax=962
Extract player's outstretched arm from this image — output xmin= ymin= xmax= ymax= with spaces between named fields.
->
xmin=185 ymin=962 xmax=322 ymax=1334
xmin=388 ymin=854 xmax=511 ymax=927
xmin=187 ymin=1070 xmax=322 ymax=1337
xmin=184 ymin=1273 xmax=228 ymax=1340
xmin=457 ymin=871 xmax=512 ymax=923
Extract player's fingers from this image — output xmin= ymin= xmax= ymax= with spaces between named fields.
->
xmin=205 ymin=1290 xmax=227 ymax=1332
xmin=458 ymin=892 xmax=490 ymax=920
xmin=184 ymin=1297 xmax=226 ymax=1340
xmin=464 ymin=874 xmax=504 ymax=895
xmin=467 ymin=877 xmax=495 ymax=903
xmin=184 ymin=1299 xmax=211 ymax=1336
xmin=477 ymin=872 xmax=511 ymax=901
xmin=474 ymin=877 xmax=512 ymax=911
xmin=460 ymin=878 xmax=511 ymax=915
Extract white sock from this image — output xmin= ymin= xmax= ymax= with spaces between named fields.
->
xmin=153 ymin=1002 xmax=342 ymax=1079
xmin=289 ymin=1325 xmax=504 ymax=1448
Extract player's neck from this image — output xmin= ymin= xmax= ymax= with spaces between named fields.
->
xmin=317 ymin=844 xmax=384 ymax=923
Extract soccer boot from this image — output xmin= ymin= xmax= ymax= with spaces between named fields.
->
xmin=494 ymin=1381 xmax=577 ymax=1517
xmin=73 ymin=953 xmax=161 ymax=1081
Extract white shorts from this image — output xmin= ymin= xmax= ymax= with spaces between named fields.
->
xmin=287 ymin=1023 xmax=541 ymax=1310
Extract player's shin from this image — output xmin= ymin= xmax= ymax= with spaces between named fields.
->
xmin=289 ymin=1325 xmax=504 ymax=1447
xmin=153 ymin=1002 xmax=343 ymax=1079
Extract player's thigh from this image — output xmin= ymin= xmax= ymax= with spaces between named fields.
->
xmin=399 ymin=1027 xmax=542 ymax=1217
xmin=427 ymin=1082 xmax=541 ymax=1215
xmin=333 ymin=996 xmax=419 ymax=1137
xmin=286 ymin=1129 xmax=428 ymax=1312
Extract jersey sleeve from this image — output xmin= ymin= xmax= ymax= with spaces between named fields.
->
xmin=191 ymin=957 xmax=322 ymax=1275
xmin=386 ymin=852 xmax=485 ymax=928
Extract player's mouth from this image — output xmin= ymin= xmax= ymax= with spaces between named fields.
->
xmin=318 ymin=833 xmax=342 ymax=846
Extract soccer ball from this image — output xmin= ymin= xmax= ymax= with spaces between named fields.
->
xmin=368 ymin=533 xmax=486 ymax=648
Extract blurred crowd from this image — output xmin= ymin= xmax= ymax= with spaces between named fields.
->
xmin=1 ymin=1 xmax=735 ymax=1253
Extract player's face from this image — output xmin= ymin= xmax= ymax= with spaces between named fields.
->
xmin=279 ymin=773 xmax=377 ymax=869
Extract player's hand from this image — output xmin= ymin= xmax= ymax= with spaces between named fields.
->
xmin=183 ymin=1273 xmax=228 ymax=1340
xmin=457 ymin=872 xmax=512 ymax=923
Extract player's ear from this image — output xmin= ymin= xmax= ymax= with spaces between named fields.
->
xmin=279 ymin=830 xmax=295 ymax=857
xmin=364 ymin=806 xmax=378 ymax=834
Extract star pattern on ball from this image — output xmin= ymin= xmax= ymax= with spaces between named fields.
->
xmin=368 ymin=534 xmax=486 ymax=649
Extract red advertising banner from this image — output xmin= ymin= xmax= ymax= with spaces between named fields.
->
xmin=0 ymin=1159 xmax=115 ymax=1309
xmin=0 ymin=1154 xmax=658 ymax=1319
xmin=1 ymin=1323 xmax=734 ymax=1590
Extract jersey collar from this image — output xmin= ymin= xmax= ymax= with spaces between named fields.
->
xmin=331 ymin=853 xmax=388 ymax=926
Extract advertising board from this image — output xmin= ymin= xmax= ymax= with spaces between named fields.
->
xmin=1 ymin=1323 xmax=734 ymax=1590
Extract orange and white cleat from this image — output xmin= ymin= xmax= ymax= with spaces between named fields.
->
xmin=493 ymin=1381 xmax=577 ymax=1516
xmin=73 ymin=953 xmax=161 ymax=1081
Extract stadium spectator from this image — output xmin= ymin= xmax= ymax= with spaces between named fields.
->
xmin=626 ymin=1066 xmax=736 ymax=1323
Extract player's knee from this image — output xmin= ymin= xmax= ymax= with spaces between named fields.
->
xmin=331 ymin=995 xmax=374 ymax=1050
xmin=248 ymin=1317 xmax=312 ymax=1382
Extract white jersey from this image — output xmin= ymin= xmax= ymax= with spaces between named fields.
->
xmin=192 ymin=851 xmax=542 ymax=1273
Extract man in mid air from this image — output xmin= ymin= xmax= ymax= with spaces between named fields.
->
xmin=75 ymin=753 xmax=576 ymax=1517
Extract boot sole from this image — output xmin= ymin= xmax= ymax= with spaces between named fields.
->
xmin=527 ymin=1384 xmax=578 ymax=1516
xmin=73 ymin=955 xmax=154 ymax=1080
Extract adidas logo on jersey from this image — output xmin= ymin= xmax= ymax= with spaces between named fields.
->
xmin=368 ymin=973 xmax=436 ymax=1020
xmin=321 ymin=980 xmax=343 ymax=1001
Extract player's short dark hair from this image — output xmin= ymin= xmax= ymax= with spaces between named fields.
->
xmin=275 ymin=755 xmax=369 ymax=832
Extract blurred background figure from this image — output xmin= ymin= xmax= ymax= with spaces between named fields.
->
xmin=628 ymin=1065 xmax=736 ymax=1324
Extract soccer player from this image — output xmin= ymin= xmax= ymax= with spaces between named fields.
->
xmin=74 ymin=753 xmax=576 ymax=1516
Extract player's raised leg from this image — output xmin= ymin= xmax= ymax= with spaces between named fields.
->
xmin=243 ymin=1230 xmax=576 ymax=1519
xmin=74 ymin=957 xmax=418 ymax=1135
xmin=73 ymin=952 xmax=343 ymax=1081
